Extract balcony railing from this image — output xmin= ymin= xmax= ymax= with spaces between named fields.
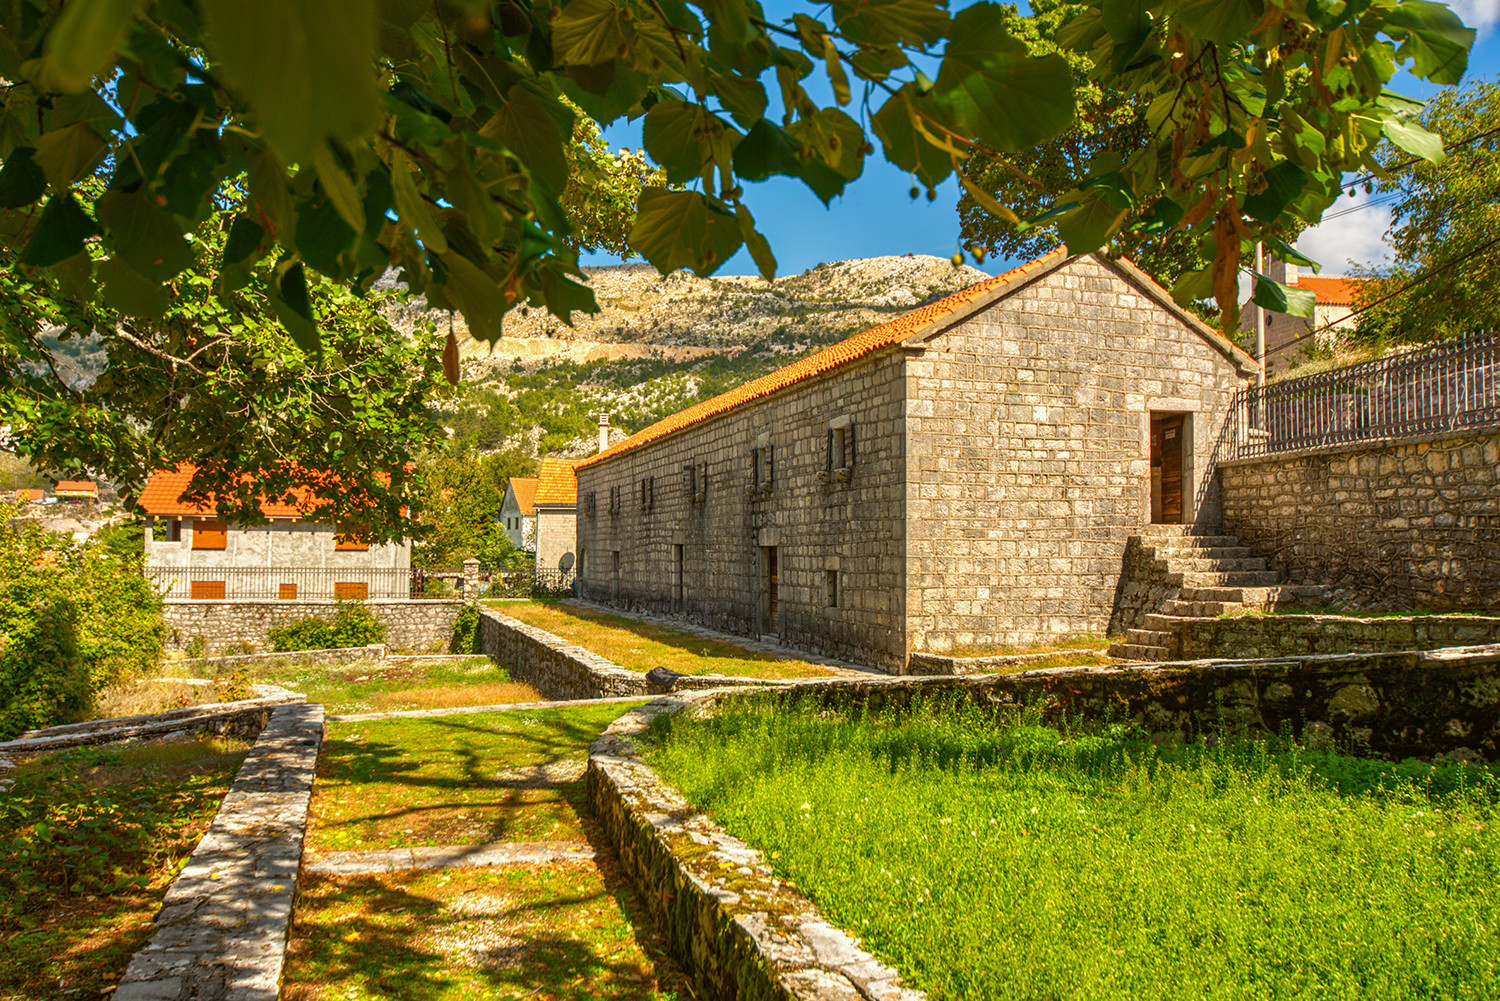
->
xmin=146 ymin=565 xmax=577 ymax=600
xmin=1230 ymin=331 xmax=1500 ymax=458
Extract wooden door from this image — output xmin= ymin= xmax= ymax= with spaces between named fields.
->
xmin=765 ymin=546 xmax=779 ymax=634
xmin=1152 ymin=415 xmax=1185 ymax=524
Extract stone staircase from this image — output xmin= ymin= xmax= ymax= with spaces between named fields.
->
xmin=1108 ymin=525 xmax=1335 ymax=661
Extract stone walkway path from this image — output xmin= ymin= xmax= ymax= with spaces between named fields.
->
xmin=328 ymin=694 xmax=649 ymax=723
xmin=306 ymin=840 xmax=597 ymax=875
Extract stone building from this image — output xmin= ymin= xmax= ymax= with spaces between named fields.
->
xmin=533 ymin=458 xmax=578 ymax=575
xmin=500 ymin=476 xmax=538 ymax=550
xmin=1239 ymin=260 xmax=1373 ymax=373
xmin=140 ymin=464 xmax=411 ymax=599
xmin=573 ymin=251 xmax=1260 ymax=671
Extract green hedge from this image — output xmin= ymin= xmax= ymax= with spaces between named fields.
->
xmin=267 ymin=602 xmax=387 ymax=653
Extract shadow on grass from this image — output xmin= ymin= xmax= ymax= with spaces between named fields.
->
xmin=509 ymin=600 xmax=801 ymax=669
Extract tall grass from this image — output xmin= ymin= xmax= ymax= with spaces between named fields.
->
xmin=649 ymin=696 xmax=1500 ymax=1001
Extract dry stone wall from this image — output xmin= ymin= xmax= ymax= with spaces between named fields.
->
xmin=162 ymin=599 xmax=463 ymax=654
xmin=904 ymin=256 xmax=1254 ymax=653
xmin=576 ymin=351 xmax=910 ymax=670
xmin=1168 ymin=613 xmax=1500 ymax=661
xmin=1220 ymin=429 xmax=1500 ymax=611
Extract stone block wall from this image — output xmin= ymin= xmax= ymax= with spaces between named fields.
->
xmin=163 ymin=599 xmax=463 ymax=654
xmin=1168 ymin=613 xmax=1500 ymax=661
xmin=575 ymin=351 xmax=910 ymax=671
xmin=1220 ymin=430 xmax=1500 ymax=611
xmin=904 ymin=256 xmax=1254 ymax=652
xmin=1106 ymin=535 xmax=1182 ymax=636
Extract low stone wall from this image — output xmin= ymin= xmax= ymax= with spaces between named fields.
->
xmin=907 ymin=647 xmax=1110 ymax=676
xmin=114 ymin=703 xmax=323 ymax=1001
xmin=1220 ymin=428 xmax=1500 ymax=611
xmin=171 ymin=644 xmax=387 ymax=674
xmin=1167 ymin=613 xmax=1500 ymax=661
xmin=749 ymin=646 xmax=1500 ymax=762
xmin=477 ymin=608 xmax=787 ymax=700
xmin=163 ymin=599 xmax=463 ymax=655
xmin=588 ymin=696 xmax=925 ymax=1001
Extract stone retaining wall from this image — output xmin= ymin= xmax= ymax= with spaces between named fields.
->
xmin=588 ymin=696 xmax=925 ymax=1001
xmin=906 ymin=647 xmax=1110 ymax=676
xmin=171 ymin=644 xmax=387 ymax=674
xmin=477 ymin=608 xmax=785 ymax=700
xmin=114 ymin=703 xmax=323 ymax=1001
xmin=1166 ymin=613 xmax=1500 ymax=661
xmin=0 ymin=687 xmax=304 ymax=755
xmin=1106 ymin=535 xmax=1182 ymax=636
xmin=163 ymin=599 xmax=463 ymax=655
xmin=1220 ymin=429 xmax=1500 ymax=611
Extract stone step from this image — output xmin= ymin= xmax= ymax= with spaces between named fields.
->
xmin=1161 ymin=556 xmax=1270 ymax=573
xmin=1138 ymin=613 xmax=1185 ymax=632
xmin=1142 ymin=534 xmax=1243 ymax=549
xmin=1127 ymin=628 xmax=1172 ymax=647
xmin=1108 ymin=642 xmax=1168 ymax=661
xmin=1177 ymin=584 xmax=1336 ymax=611
xmin=1141 ymin=524 xmax=1226 ymax=537
xmin=1152 ymin=545 xmax=1255 ymax=561
xmin=1182 ymin=570 xmax=1283 ymax=588
xmin=1161 ymin=599 xmax=1247 ymax=618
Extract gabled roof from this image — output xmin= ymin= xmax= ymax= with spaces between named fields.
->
xmin=55 ymin=480 xmax=97 ymax=494
xmin=506 ymin=477 xmax=539 ymax=515
xmin=137 ymin=463 xmax=395 ymax=518
xmin=579 ymin=250 xmax=1258 ymax=468
xmin=533 ymin=459 xmax=577 ymax=506
xmin=1294 ymin=275 xmax=1369 ymax=306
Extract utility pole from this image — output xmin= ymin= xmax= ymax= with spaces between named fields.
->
xmin=1254 ymin=240 xmax=1266 ymax=388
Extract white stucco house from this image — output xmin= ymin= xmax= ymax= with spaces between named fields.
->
xmin=500 ymin=476 xmax=539 ymax=550
xmin=139 ymin=464 xmax=411 ymax=599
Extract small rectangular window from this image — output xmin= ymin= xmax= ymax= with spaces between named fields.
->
xmin=752 ymin=434 xmax=773 ymax=493
xmin=192 ymin=518 xmax=227 ymax=550
xmin=278 ymin=583 xmax=298 ymax=600
xmin=334 ymin=582 xmax=369 ymax=601
xmin=161 ymin=517 xmax=182 ymax=542
xmin=826 ymin=569 xmax=838 ymax=608
xmin=826 ymin=416 xmax=855 ymax=481
xmin=190 ymin=580 xmax=226 ymax=599
xmin=335 ymin=531 xmax=370 ymax=551
xmin=585 ymin=491 xmax=597 ymax=518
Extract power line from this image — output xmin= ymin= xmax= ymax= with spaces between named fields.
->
xmin=1345 ymin=124 xmax=1500 ymax=189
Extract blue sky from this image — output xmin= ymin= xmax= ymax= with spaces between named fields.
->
xmin=579 ymin=1 xmax=1500 ymax=279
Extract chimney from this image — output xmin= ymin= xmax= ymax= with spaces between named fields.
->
xmin=598 ymin=413 xmax=610 ymax=454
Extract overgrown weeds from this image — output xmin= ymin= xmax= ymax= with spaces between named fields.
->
xmin=650 ymin=695 xmax=1500 ymax=1001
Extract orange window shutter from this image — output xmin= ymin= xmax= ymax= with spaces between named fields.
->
xmin=334 ymin=582 xmax=369 ymax=601
xmin=278 ymin=583 xmax=298 ymax=600
xmin=190 ymin=580 xmax=226 ymax=599
xmin=193 ymin=519 xmax=228 ymax=549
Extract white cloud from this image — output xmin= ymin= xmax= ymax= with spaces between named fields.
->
xmin=1294 ymin=189 xmax=1395 ymax=275
xmin=1450 ymin=0 xmax=1500 ymax=32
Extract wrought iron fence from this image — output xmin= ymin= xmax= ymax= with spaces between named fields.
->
xmin=147 ymin=566 xmax=431 ymax=601
xmin=1230 ymin=331 xmax=1500 ymax=458
xmin=478 ymin=567 xmax=576 ymax=599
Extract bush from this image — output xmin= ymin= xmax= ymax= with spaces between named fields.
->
xmin=267 ymin=602 xmax=387 ymax=652
xmin=449 ymin=605 xmax=481 ymax=653
xmin=0 ymin=514 xmax=165 ymax=740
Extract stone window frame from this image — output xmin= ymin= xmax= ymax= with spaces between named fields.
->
xmin=584 ymin=490 xmax=597 ymax=519
xmin=750 ymin=432 xmax=773 ymax=496
xmin=820 ymin=415 xmax=855 ymax=484
xmin=683 ymin=462 xmax=707 ymax=504
xmin=638 ymin=475 xmax=654 ymax=511
xmin=825 ymin=568 xmax=839 ymax=608
xmin=608 ymin=485 xmax=622 ymax=515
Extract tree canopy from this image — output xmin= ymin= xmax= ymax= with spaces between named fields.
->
xmin=0 ymin=0 xmax=1478 ymax=518
xmin=1353 ymin=78 xmax=1500 ymax=343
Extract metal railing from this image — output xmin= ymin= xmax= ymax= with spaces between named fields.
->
xmin=478 ymin=567 xmax=577 ymax=599
xmin=147 ymin=565 xmax=577 ymax=600
xmin=1230 ymin=331 xmax=1500 ymax=458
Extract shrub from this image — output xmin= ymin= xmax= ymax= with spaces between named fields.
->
xmin=449 ymin=605 xmax=481 ymax=653
xmin=267 ymin=602 xmax=387 ymax=652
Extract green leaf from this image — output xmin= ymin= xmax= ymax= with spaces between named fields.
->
xmin=831 ymin=0 xmax=949 ymax=46
xmin=97 ymin=255 xmax=168 ymax=320
xmin=552 ymin=0 xmax=635 ymax=67
xmin=627 ymin=187 xmax=743 ymax=277
xmin=708 ymin=71 xmax=769 ymax=123
xmin=1056 ymin=188 xmax=1128 ymax=254
xmin=30 ymin=0 xmax=140 ymax=92
xmin=732 ymin=118 xmax=848 ymax=203
xmin=247 ymin=146 xmax=296 ymax=243
xmin=926 ymin=3 xmax=1073 ymax=154
xmin=1263 ymin=236 xmax=1320 ymax=274
xmin=32 ymin=122 xmax=107 ymax=190
xmin=871 ymin=90 xmax=951 ymax=188
xmin=1174 ymin=0 xmax=1261 ymax=45
xmin=537 ymin=266 xmax=599 ymax=326
xmin=0 ymin=147 xmax=47 ymax=208
xmin=312 ymin=145 xmax=366 ymax=235
xmin=200 ymin=0 xmax=381 ymax=162
xmin=390 ymin=155 xmax=449 ymax=254
xmin=497 ymin=85 xmax=571 ymax=194
xmin=1170 ymin=264 xmax=1215 ymax=306
xmin=1252 ymin=273 xmax=1317 ymax=317
xmin=438 ymin=252 xmax=507 ymax=344
xmin=787 ymin=108 xmax=865 ymax=179
xmin=294 ymin=197 xmax=356 ymax=276
xmin=1381 ymin=114 xmax=1444 ymax=163
xmin=20 ymin=194 xmax=100 ymax=267
xmin=274 ymin=262 xmax=321 ymax=356
xmin=1384 ymin=1 xmax=1474 ymax=86
xmin=1242 ymin=161 xmax=1309 ymax=222
xmin=735 ymin=202 xmax=777 ymax=281
xmin=96 ymin=187 xmax=195 ymax=281
xmin=643 ymin=100 xmax=712 ymax=185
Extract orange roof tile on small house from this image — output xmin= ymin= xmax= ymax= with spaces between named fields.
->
xmin=534 ymin=459 xmax=578 ymax=507
xmin=55 ymin=480 xmax=97 ymax=496
xmin=580 ymin=250 xmax=1257 ymax=468
xmin=508 ymin=477 xmax=539 ymax=515
xmin=16 ymin=488 xmax=43 ymax=502
xmin=137 ymin=464 xmax=394 ymax=518
xmin=1293 ymin=275 xmax=1370 ymax=306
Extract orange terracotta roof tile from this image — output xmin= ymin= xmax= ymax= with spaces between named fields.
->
xmin=581 ymin=250 xmax=1067 ymax=467
xmin=16 ymin=488 xmax=43 ymax=502
xmin=137 ymin=464 xmax=393 ymax=518
xmin=508 ymin=477 xmax=539 ymax=515
xmin=1294 ymin=275 xmax=1370 ymax=306
xmin=55 ymin=480 xmax=97 ymax=494
xmin=534 ymin=459 xmax=578 ymax=506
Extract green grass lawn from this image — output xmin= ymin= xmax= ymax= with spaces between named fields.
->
xmin=287 ymin=701 xmax=688 ymax=1000
xmin=99 ymin=655 xmax=545 ymax=718
xmin=308 ymin=702 xmax=647 ymax=853
xmin=492 ymin=599 xmax=839 ymax=678
xmin=650 ymin=696 xmax=1500 ymax=1001
xmin=0 ymin=737 xmax=248 ymax=1000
